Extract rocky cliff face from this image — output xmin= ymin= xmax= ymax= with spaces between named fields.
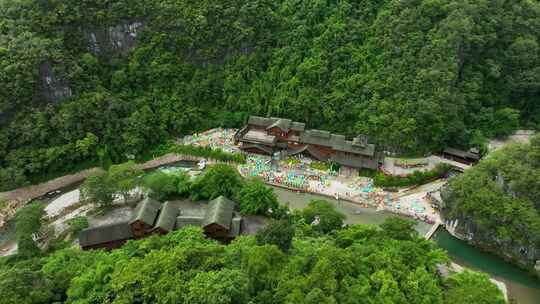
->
xmin=84 ymin=21 xmax=143 ymax=56
xmin=38 ymin=61 xmax=72 ymax=103
xmin=36 ymin=21 xmax=143 ymax=104
xmin=441 ymin=205 xmax=540 ymax=278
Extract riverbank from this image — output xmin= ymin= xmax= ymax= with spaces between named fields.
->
xmin=435 ymin=229 xmax=540 ymax=304
xmin=272 ymin=185 xmax=537 ymax=304
xmin=238 ymin=154 xmax=441 ymax=225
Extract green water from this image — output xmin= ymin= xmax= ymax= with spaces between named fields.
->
xmin=271 ymin=187 xmax=432 ymax=236
xmin=271 ymin=186 xmax=540 ymax=304
xmin=435 ymin=230 xmax=540 ymax=304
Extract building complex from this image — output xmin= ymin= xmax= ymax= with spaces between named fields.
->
xmin=235 ymin=116 xmax=382 ymax=170
xmin=79 ymin=196 xmax=243 ymax=250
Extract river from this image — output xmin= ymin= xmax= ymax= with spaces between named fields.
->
xmin=2 ymin=170 xmax=538 ymax=303
xmin=435 ymin=230 xmax=540 ymax=304
xmin=271 ymin=186 xmax=540 ymax=304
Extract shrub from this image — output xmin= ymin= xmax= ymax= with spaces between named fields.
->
xmin=301 ymin=200 xmax=345 ymax=234
xmin=309 ymin=161 xmax=330 ymax=171
xmin=144 ymin=171 xmax=191 ymax=201
xmin=236 ymin=178 xmax=279 ymax=216
xmin=67 ymin=216 xmax=89 ymax=236
xmin=190 ymin=164 xmax=244 ymax=201
xmin=373 ymin=163 xmax=452 ymax=188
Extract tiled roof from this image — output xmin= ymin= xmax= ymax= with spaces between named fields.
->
xmin=330 ymin=153 xmax=378 ymax=169
xmin=443 ymin=148 xmax=480 ymax=160
xmin=247 ymin=116 xmax=305 ymax=132
xmin=242 ymin=130 xmax=277 ymax=146
xmin=153 ymin=201 xmax=179 ymax=232
xmin=176 ymin=215 xmax=204 ymax=229
xmin=129 ymin=197 xmax=161 ymax=226
xmin=202 ymin=196 xmax=235 ymax=230
xmin=79 ymin=222 xmax=133 ymax=247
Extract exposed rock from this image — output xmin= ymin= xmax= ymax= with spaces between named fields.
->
xmin=442 ymin=214 xmax=540 ymax=278
xmin=0 ymin=199 xmax=25 ymax=229
xmin=436 ymin=263 xmax=451 ymax=278
xmin=84 ymin=21 xmax=143 ymax=56
xmin=38 ymin=61 xmax=72 ymax=103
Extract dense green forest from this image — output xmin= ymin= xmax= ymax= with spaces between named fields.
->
xmin=0 ymin=222 xmax=505 ymax=304
xmin=442 ymin=135 xmax=540 ymax=273
xmin=1 ymin=0 xmax=539 ymax=190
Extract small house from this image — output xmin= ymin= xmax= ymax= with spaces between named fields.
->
xmin=202 ymin=196 xmax=241 ymax=241
xmin=129 ymin=197 xmax=161 ymax=238
xmin=442 ymin=147 xmax=481 ymax=165
xmin=152 ymin=201 xmax=179 ymax=235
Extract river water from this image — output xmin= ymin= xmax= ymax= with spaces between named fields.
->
xmin=2 ymin=172 xmax=538 ymax=302
xmin=271 ymin=186 xmax=432 ymax=234
xmin=271 ymin=186 xmax=540 ymax=304
xmin=435 ymin=230 xmax=540 ymax=304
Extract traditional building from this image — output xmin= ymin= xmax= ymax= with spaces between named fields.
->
xmin=152 ymin=201 xmax=179 ymax=235
xmin=442 ymin=147 xmax=481 ymax=165
xmin=78 ymin=222 xmax=133 ymax=250
xmin=235 ymin=116 xmax=380 ymax=170
xmin=129 ymin=197 xmax=161 ymax=238
xmin=79 ymin=196 xmax=244 ymax=250
xmin=235 ymin=117 xmax=305 ymax=155
xmin=201 ymin=196 xmax=242 ymax=241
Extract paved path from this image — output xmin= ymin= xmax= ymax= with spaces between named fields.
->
xmin=0 ymin=168 xmax=102 ymax=203
xmin=424 ymin=221 xmax=441 ymax=240
xmin=383 ymin=156 xmax=471 ymax=175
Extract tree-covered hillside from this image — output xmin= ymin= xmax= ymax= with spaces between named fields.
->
xmin=442 ymin=135 xmax=540 ymax=273
xmin=1 ymin=0 xmax=539 ymax=189
xmin=0 ymin=224 xmax=506 ymax=304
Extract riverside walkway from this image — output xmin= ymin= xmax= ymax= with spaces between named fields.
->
xmin=424 ymin=221 xmax=442 ymax=240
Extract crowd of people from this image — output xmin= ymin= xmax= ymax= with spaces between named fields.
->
xmin=183 ymin=129 xmax=440 ymax=223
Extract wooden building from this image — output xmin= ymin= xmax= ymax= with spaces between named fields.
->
xmin=442 ymin=147 xmax=481 ymax=165
xmin=129 ymin=197 xmax=161 ymax=238
xmin=152 ymin=201 xmax=179 ymax=235
xmin=235 ymin=116 xmax=305 ymax=155
xmin=80 ymin=196 xmax=245 ymax=250
xmin=202 ymin=196 xmax=242 ymax=241
xmin=235 ymin=116 xmax=380 ymax=170
xmin=78 ymin=222 xmax=133 ymax=250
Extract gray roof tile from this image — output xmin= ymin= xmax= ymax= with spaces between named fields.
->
xmin=154 ymin=201 xmax=179 ymax=232
xmin=202 ymin=196 xmax=235 ymax=230
xmin=129 ymin=197 xmax=161 ymax=226
xmin=79 ymin=222 xmax=133 ymax=247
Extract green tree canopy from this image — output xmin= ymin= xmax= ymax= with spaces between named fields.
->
xmin=235 ymin=178 xmax=279 ymax=216
xmin=444 ymin=271 xmax=505 ymax=304
xmin=255 ymin=220 xmax=295 ymax=252
xmin=144 ymin=170 xmax=191 ymax=201
xmin=301 ymin=200 xmax=345 ymax=234
xmin=190 ymin=164 xmax=244 ymax=201
xmin=15 ymin=203 xmax=45 ymax=258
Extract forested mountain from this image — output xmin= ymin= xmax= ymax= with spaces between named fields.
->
xmin=442 ymin=135 xmax=540 ymax=275
xmin=1 ymin=0 xmax=539 ymax=190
